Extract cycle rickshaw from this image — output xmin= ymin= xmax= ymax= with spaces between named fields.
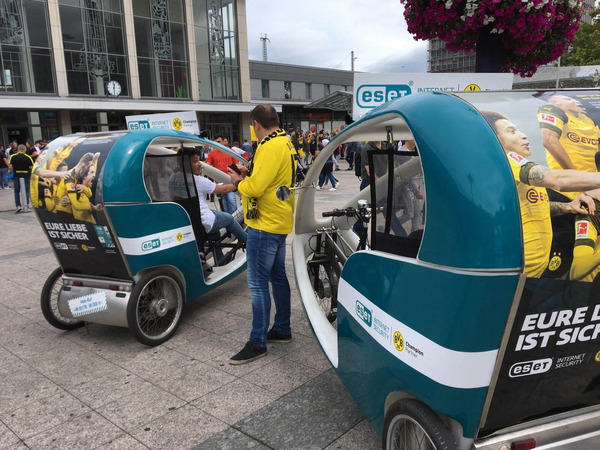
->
xmin=293 ymin=89 xmax=600 ymax=449
xmin=33 ymin=129 xmax=248 ymax=345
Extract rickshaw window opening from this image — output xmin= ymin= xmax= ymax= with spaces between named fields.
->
xmin=367 ymin=147 xmax=425 ymax=259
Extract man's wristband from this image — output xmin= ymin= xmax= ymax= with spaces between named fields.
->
xmin=234 ymin=180 xmax=241 ymax=191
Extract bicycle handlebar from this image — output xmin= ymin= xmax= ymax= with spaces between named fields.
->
xmin=322 ymin=208 xmax=356 ymax=218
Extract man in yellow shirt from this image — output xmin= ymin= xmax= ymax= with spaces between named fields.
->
xmin=228 ymin=104 xmax=297 ymax=364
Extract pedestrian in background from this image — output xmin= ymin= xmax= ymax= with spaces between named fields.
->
xmin=0 ymin=145 xmax=9 ymax=189
xmin=8 ymin=144 xmax=33 ymax=212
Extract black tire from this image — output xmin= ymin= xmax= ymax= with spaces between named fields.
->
xmin=127 ymin=269 xmax=184 ymax=346
xmin=382 ymin=399 xmax=459 ymax=450
xmin=308 ymin=259 xmax=337 ymax=323
xmin=40 ymin=267 xmax=85 ymax=331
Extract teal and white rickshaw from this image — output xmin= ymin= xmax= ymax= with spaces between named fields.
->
xmin=293 ymin=90 xmax=600 ymax=449
xmin=34 ymin=129 xmax=248 ymax=346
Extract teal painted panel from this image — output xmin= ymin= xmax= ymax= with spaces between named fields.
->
xmin=337 ymin=314 xmax=489 ymax=438
xmin=105 ymin=203 xmax=206 ymax=301
xmin=336 ymin=251 xmax=520 ymax=438
xmin=342 ymin=252 xmax=518 ymax=352
xmin=340 ymin=92 xmax=523 ymax=270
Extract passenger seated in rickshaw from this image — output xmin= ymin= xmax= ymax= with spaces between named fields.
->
xmin=482 ymin=110 xmax=600 ymax=279
xmin=189 ymin=150 xmax=247 ymax=261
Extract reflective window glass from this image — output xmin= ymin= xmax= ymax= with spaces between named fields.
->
xmin=132 ymin=0 xmax=150 ymax=17
xmin=193 ymin=0 xmax=207 ymax=27
xmin=60 ymin=7 xmax=85 ymax=51
xmin=168 ymin=0 xmax=183 ymax=23
xmin=195 ymin=26 xmax=209 ymax=64
xmin=170 ymin=22 xmax=186 ymax=61
xmin=24 ymin=0 xmax=49 ymax=48
xmin=134 ymin=17 xmax=153 ymax=57
xmin=0 ymin=0 xmax=56 ymax=93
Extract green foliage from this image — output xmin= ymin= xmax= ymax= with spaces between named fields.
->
xmin=562 ymin=9 xmax=600 ymax=66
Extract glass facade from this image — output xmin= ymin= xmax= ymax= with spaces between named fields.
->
xmin=0 ymin=110 xmax=58 ymax=143
xmin=60 ymin=0 xmax=129 ymax=96
xmin=193 ymin=0 xmax=239 ymax=100
xmin=0 ymin=0 xmax=55 ymax=93
xmin=133 ymin=0 xmax=189 ymax=98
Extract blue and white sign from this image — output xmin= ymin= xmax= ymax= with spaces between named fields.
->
xmin=68 ymin=291 xmax=108 ymax=317
xmin=125 ymin=111 xmax=200 ymax=134
xmin=352 ymin=72 xmax=513 ymax=120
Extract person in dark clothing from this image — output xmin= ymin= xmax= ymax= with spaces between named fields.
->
xmin=8 ymin=144 xmax=33 ymax=212
xmin=0 ymin=146 xmax=9 ymax=189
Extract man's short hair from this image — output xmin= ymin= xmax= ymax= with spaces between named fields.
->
xmin=17 ymin=144 xmax=26 ymax=152
xmin=35 ymin=140 xmax=43 ymax=145
xmin=480 ymin=110 xmax=508 ymax=134
xmin=57 ymin=162 xmax=68 ymax=170
xmin=214 ymin=135 xmax=222 ymax=141
xmin=251 ymin=104 xmax=280 ymax=129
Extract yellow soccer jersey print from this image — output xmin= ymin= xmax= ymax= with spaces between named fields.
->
xmin=506 ymin=152 xmax=553 ymax=278
xmin=538 ymin=104 xmax=600 ymax=199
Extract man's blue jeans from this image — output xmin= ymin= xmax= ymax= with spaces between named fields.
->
xmin=0 ymin=168 xmax=8 ymax=188
xmin=246 ymin=227 xmax=290 ymax=348
xmin=209 ymin=210 xmax=247 ymax=261
xmin=221 ymin=191 xmax=237 ymax=214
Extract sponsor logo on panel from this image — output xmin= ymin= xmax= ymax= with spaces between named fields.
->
xmin=393 ymin=331 xmax=404 ymax=352
xmin=356 ymin=300 xmax=372 ymax=327
xmin=464 ymin=83 xmax=481 ymax=91
xmin=128 ymin=120 xmax=151 ymax=130
xmin=576 ymin=221 xmax=589 ymax=239
xmin=539 ymin=113 xmax=557 ymax=125
xmin=141 ymin=238 xmax=161 ymax=252
xmin=54 ymin=242 xmax=68 ymax=250
xmin=509 ymin=358 xmax=553 ymax=378
xmin=507 ymin=152 xmax=527 ymax=166
xmin=172 ymin=118 xmax=183 ymax=130
xmin=356 ymin=84 xmax=412 ymax=108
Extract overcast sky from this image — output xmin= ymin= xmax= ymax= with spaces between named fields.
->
xmin=245 ymin=0 xmax=428 ymax=73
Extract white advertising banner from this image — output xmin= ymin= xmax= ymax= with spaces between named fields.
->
xmin=352 ymin=73 xmax=513 ymax=120
xmin=125 ymin=111 xmax=200 ymax=134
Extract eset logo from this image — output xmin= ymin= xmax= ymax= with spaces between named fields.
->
xmin=128 ymin=120 xmax=150 ymax=130
xmin=356 ymin=84 xmax=412 ymax=108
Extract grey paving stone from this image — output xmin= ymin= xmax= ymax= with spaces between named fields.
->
xmin=113 ymin=346 xmax=197 ymax=378
xmin=68 ymin=368 xmax=152 ymax=409
xmin=241 ymin=355 xmax=321 ymax=397
xmin=0 ymin=366 xmax=63 ymax=414
xmin=23 ymin=411 xmax=123 ymax=450
xmin=1 ymin=322 xmax=70 ymax=361
xmin=130 ymin=405 xmax=227 ymax=449
xmin=191 ymin=426 xmax=270 ymax=450
xmin=1 ymin=391 xmax=90 ymax=439
xmin=92 ymin=434 xmax=148 ymax=450
xmin=236 ymin=369 xmax=364 ymax=450
xmin=0 ymin=420 xmax=20 ymax=448
xmin=184 ymin=306 xmax=251 ymax=337
xmin=25 ymin=343 xmax=119 ymax=389
xmin=281 ymin=342 xmax=333 ymax=374
xmin=193 ymin=379 xmax=281 ymax=425
xmin=146 ymin=358 xmax=236 ymax=402
xmin=95 ymin=387 xmax=186 ymax=433
xmin=324 ymin=419 xmax=380 ymax=450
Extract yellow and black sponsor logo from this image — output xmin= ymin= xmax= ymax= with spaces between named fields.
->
xmin=595 ymin=351 xmax=600 ymax=362
xmin=172 ymin=118 xmax=183 ymax=130
xmin=81 ymin=244 xmax=89 ymax=251
xmin=393 ymin=331 xmax=404 ymax=352
xmin=464 ymin=83 xmax=481 ymax=91
xmin=549 ymin=255 xmax=562 ymax=271
xmin=176 ymin=232 xmax=183 ymax=242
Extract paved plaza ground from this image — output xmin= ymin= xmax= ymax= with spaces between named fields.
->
xmin=0 ymin=166 xmax=380 ymax=449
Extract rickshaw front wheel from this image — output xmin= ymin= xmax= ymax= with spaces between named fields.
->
xmin=40 ymin=267 xmax=85 ymax=331
xmin=383 ymin=399 xmax=459 ymax=450
xmin=127 ymin=270 xmax=184 ymax=346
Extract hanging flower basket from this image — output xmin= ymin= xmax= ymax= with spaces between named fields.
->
xmin=400 ymin=0 xmax=584 ymax=76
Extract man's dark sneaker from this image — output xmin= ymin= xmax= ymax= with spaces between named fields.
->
xmin=229 ymin=341 xmax=267 ymax=365
xmin=266 ymin=328 xmax=292 ymax=343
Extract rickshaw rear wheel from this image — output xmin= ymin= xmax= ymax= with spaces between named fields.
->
xmin=40 ymin=267 xmax=85 ymax=331
xmin=383 ymin=399 xmax=459 ymax=450
xmin=127 ymin=270 xmax=184 ymax=346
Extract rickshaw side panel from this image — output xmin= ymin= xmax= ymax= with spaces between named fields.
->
xmin=105 ymin=203 xmax=210 ymax=302
xmin=336 ymin=251 xmax=520 ymax=438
